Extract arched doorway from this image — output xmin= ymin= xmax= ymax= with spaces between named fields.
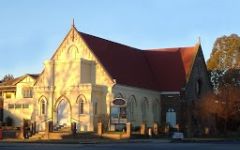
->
xmin=57 ymin=99 xmax=71 ymax=126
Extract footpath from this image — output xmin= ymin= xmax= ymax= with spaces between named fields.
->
xmin=1 ymin=137 xmax=240 ymax=144
xmin=0 ymin=138 xmax=170 ymax=144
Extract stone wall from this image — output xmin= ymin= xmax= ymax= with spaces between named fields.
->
xmin=113 ymin=85 xmax=161 ymax=128
xmin=182 ymin=47 xmax=212 ymax=136
xmin=184 ymin=47 xmax=211 ymax=102
xmin=160 ymin=47 xmax=212 ymax=136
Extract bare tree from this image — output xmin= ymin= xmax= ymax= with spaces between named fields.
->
xmin=2 ymin=74 xmax=14 ymax=82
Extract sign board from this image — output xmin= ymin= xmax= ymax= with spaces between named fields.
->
xmin=111 ymin=98 xmax=127 ymax=124
xmin=110 ymin=118 xmax=127 ymax=124
xmin=112 ymin=98 xmax=126 ymax=106
xmin=119 ymin=118 xmax=127 ymax=124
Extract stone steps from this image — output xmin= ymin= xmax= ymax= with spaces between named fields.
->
xmin=29 ymin=132 xmax=45 ymax=140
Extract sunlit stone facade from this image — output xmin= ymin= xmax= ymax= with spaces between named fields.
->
xmin=32 ymin=26 xmax=162 ymax=131
xmin=0 ymin=25 xmax=210 ymax=134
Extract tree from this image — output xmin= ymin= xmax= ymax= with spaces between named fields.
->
xmin=206 ymin=32 xmax=240 ymax=136
xmin=207 ymin=34 xmax=240 ymax=70
xmin=207 ymin=34 xmax=240 ymax=92
xmin=5 ymin=116 xmax=14 ymax=126
xmin=210 ymin=69 xmax=240 ymax=92
xmin=2 ymin=74 xmax=14 ymax=82
xmin=198 ymin=85 xmax=240 ymax=134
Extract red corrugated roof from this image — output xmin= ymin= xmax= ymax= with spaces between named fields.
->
xmin=79 ymin=31 xmax=198 ymax=91
xmin=144 ymin=47 xmax=197 ymax=91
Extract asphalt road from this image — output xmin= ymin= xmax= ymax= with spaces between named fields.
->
xmin=0 ymin=142 xmax=240 ymax=150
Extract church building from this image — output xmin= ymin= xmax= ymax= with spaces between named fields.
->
xmin=0 ymin=23 xmax=211 ymax=134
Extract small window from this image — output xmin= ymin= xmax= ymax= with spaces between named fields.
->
xmin=8 ymin=104 xmax=14 ymax=109
xmin=166 ymin=108 xmax=176 ymax=127
xmin=6 ymin=93 xmax=12 ymax=99
xmin=22 ymin=87 xmax=33 ymax=98
xmin=15 ymin=104 xmax=22 ymax=109
xmin=41 ymin=100 xmax=46 ymax=115
xmin=23 ymin=104 xmax=29 ymax=109
xmin=94 ymin=102 xmax=98 ymax=115
xmin=79 ymin=100 xmax=84 ymax=114
xmin=195 ymin=79 xmax=202 ymax=97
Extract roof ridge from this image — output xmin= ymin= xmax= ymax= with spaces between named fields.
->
xmin=0 ymin=75 xmax=24 ymax=86
xmin=146 ymin=46 xmax=195 ymax=51
xmin=79 ymin=31 xmax=142 ymax=51
xmin=26 ymin=73 xmax=39 ymax=77
xmin=184 ymin=44 xmax=200 ymax=82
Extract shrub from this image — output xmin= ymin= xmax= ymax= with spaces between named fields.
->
xmin=5 ymin=116 xmax=13 ymax=126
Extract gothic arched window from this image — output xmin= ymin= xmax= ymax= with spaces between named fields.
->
xmin=195 ymin=79 xmax=202 ymax=97
xmin=141 ymin=98 xmax=149 ymax=122
xmin=94 ymin=102 xmax=98 ymax=115
xmin=40 ymin=99 xmax=46 ymax=115
xmin=127 ymin=96 xmax=136 ymax=122
xmin=79 ymin=99 xmax=84 ymax=114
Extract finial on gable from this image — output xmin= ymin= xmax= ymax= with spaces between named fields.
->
xmin=197 ymin=36 xmax=201 ymax=44
xmin=72 ymin=18 xmax=75 ymax=27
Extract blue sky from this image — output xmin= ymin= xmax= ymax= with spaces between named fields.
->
xmin=0 ymin=0 xmax=239 ymax=79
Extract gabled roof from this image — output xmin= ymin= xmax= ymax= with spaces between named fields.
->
xmin=79 ymin=30 xmax=199 ymax=91
xmin=27 ymin=74 xmax=39 ymax=80
xmin=0 ymin=76 xmax=24 ymax=86
xmin=0 ymin=74 xmax=39 ymax=87
xmin=79 ymin=32 xmax=157 ymax=90
xmin=144 ymin=47 xmax=198 ymax=91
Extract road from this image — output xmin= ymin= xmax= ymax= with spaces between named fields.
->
xmin=0 ymin=142 xmax=240 ymax=150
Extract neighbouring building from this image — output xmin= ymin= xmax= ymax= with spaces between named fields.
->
xmin=0 ymin=74 xmax=38 ymax=126
xmin=0 ymin=23 xmax=211 ymax=135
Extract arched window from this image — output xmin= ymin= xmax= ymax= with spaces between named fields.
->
xmin=79 ymin=99 xmax=84 ymax=114
xmin=127 ymin=96 xmax=136 ymax=122
xmin=67 ymin=45 xmax=79 ymax=60
xmin=127 ymin=102 xmax=131 ymax=120
xmin=77 ymin=95 xmax=87 ymax=115
xmin=195 ymin=79 xmax=202 ymax=97
xmin=152 ymin=100 xmax=159 ymax=123
xmin=130 ymin=101 xmax=134 ymax=119
xmin=40 ymin=99 xmax=46 ymax=115
xmin=94 ymin=102 xmax=98 ymax=115
xmin=141 ymin=98 xmax=149 ymax=122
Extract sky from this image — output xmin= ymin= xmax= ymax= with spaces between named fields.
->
xmin=0 ymin=0 xmax=240 ymax=79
